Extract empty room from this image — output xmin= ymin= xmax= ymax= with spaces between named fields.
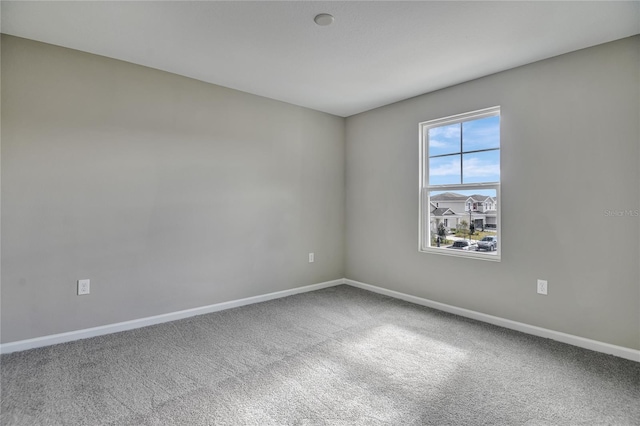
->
xmin=1 ymin=1 xmax=639 ymax=425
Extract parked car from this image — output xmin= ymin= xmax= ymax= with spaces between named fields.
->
xmin=450 ymin=240 xmax=476 ymax=250
xmin=476 ymin=236 xmax=498 ymax=251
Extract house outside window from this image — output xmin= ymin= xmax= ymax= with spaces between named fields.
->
xmin=419 ymin=106 xmax=501 ymax=260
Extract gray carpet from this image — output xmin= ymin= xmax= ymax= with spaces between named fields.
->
xmin=1 ymin=285 xmax=639 ymax=425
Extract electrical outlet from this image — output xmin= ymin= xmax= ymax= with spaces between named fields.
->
xmin=308 ymin=253 xmax=314 ymax=263
xmin=78 ymin=279 xmax=90 ymax=295
xmin=537 ymin=279 xmax=547 ymax=295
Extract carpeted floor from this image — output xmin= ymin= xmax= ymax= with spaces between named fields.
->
xmin=1 ymin=285 xmax=639 ymax=425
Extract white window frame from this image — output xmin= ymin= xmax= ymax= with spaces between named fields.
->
xmin=418 ymin=106 xmax=501 ymax=261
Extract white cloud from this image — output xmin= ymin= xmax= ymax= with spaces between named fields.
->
xmin=429 ymin=125 xmax=459 ymax=139
xmin=429 ymin=159 xmax=460 ymax=176
xmin=463 ymin=157 xmax=499 ymax=177
xmin=429 ymin=138 xmax=448 ymax=148
xmin=429 ymin=157 xmax=499 ymax=179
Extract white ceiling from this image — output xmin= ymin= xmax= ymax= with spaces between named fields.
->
xmin=2 ymin=1 xmax=639 ymax=117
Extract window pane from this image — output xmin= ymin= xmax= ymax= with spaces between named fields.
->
xmin=462 ymin=115 xmax=500 ymax=152
xmin=462 ymin=150 xmax=500 ymax=184
xmin=429 ymin=154 xmax=461 ymax=185
xmin=428 ymin=123 xmax=460 ymax=157
xmin=428 ymin=188 xmax=498 ymax=256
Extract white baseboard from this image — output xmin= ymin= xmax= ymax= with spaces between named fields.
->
xmin=0 ymin=278 xmax=344 ymax=354
xmin=344 ymin=279 xmax=640 ymax=363
xmin=3 ymin=277 xmax=638 ymax=362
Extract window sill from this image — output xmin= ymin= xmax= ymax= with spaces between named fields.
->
xmin=419 ymin=246 xmax=501 ymax=262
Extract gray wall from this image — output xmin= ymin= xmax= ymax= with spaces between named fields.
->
xmin=345 ymin=36 xmax=640 ymax=350
xmin=2 ymin=34 xmax=639 ymax=352
xmin=1 ymin=36 xmax=345 ymax=343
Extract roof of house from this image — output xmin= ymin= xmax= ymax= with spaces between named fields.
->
xmin=430 ymin=192 xmax=467 ymax=201
xmin=468 ymin=195 xmax=495 ymax=202
xmin=432 ymin=192 xmax=496 ymax=203
xmin=431 ymin=207 xmax=456 ymax=216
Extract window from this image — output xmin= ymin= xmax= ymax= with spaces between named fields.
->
xmin=419 ymin=106 xmax=500 ymax=260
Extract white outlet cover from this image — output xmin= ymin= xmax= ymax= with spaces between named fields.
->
xmin=537 ymin=279 xmax=547 ymax=295
xmin=308 ymin=253 xmax=314 ymax=263
xmin=78 ymin=279 xmax=90 ymax=295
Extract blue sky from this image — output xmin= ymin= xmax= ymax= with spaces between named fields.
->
xmin=428 ymin=115 xmax=500 ymax=185
xmin=430 ymin=188 xmax=497 ymax=198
